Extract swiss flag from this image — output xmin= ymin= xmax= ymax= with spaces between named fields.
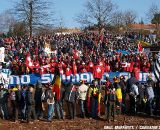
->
xmin=25 ymin=53 xmax=34 ymax=69
xmin=93 ymin=65 xmax=104 ymax=79
xmin=138 ymin=43 xmax=144 ymax=53
xmin=121 ymin=62 xmax=131 ymax=72
xmin=65 ymin=67 xmax=72 ymax=76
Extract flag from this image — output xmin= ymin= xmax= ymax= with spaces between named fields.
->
xmin=52 ymin=75 xmax=61 ymax=101
xmin=154 ymin=52 xmax=160 ymax=81
xmin=138 ymin=43 xmax=144 ymax=53
xmin=25 ymin=53 xmax=34 ymax=69
xmin=93 ymin=65 xmax=104 ymax=79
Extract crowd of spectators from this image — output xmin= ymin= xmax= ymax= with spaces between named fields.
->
xmin=0 ymin=32 xmax=158 ymax=76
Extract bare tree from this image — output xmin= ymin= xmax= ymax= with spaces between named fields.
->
xmin=8 ymin=21 xmax=27 ymax=36
xmin=111 ymin=10 xmax=124 ymax=28
xmin=76 ymin=0 xmax=117 ymax=34
xmin=0 ymin=10 xmax=16 ymax=33
xmin=146 ymin=3 xmax=160 ymax=22
xmin=56 ymin=13 xmax=65 ymax=34
xmin=14 ymin=0 xmax=54 ymax=37
xmin=123 ymin=10 xmax=137 ymax=30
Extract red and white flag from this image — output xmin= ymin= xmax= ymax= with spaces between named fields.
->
xmin=138 ymin=43 xmax=144 ymax=53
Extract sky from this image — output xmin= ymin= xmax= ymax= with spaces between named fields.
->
xmin=0 ymin=0 xmax=160 ymax=28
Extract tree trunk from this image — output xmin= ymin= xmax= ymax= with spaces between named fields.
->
xmin=29 ymin=0 xmax=33 ymax=38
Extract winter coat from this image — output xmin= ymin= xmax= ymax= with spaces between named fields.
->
xmin=65 ymin=83 xmax=78 ymax=103
xmin=127 ymin=77 xmax=139 ymax=93
xmin=0 ymin=88 xmax=8 ymax=104
xmin=45 ymin=88 xmax=55 ymax=104
xmin=146 ymin=80 xmax=155 ymax=100
xmin=78 ymin=84 xmax=88 ymax=101
xmin=26 ymin=90 xmax=35 ymax=106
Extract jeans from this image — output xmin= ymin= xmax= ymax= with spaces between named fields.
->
xmin=129 ymin=95 xmax=136 ymax=114
xmin=107 ymin=101 xmax=116 ymax=121
xmin=35 ymin=102 xmax=43 ymax=119
xmin=55 ymin=101 xmax=64 ymax=119
xmin=80 ymin=100 xmax=87 ymax=117
xmin=48 ymin=104 xmax=54 ymax=121
xmin=26 ymin=105 xmax=37 ymax=122
xmin=0 ymin=102 xmax=8 ymax=119
xmin=21 ymin=103 xmax=26 ymax=120
xmin=91 ymin=96 xmax=98 ymax=118
xmin=67 ymin=101 xmax=76 ymax=119
xmin=148 ymin=98 xmax=154 ymax=115
xmin=11 ymin=101 xmax=19 ymax=121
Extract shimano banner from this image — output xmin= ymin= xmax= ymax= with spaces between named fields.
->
xmin=9 ymin=72 xmax=155 ymax=86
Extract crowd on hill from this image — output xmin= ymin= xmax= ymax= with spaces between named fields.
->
xmin=0 ymin=32 xmax=158 ymax=77
xmin=0 ymin=32 xmax=159 ymax=124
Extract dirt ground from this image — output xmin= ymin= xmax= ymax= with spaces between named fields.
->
xmin=0 ymin=114 xmax=160 ymax=130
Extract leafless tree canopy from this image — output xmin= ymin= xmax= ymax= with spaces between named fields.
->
xmin=76 ymin=0 xmax=116 ymax=28
xmin=146 ymin=3 xmax=160 ymax=22
xmin=14 ymin=0 xmax=54 ymax=36
xmin=123 ymin=10 xmax=137 ymax=26
xmin=0 ymin=10 xmax=16 ymax=33
xmin=111 ymin=11 xmax=124 ymax=27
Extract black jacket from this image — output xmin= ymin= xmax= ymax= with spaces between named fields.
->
xmin=0 ymin=88 xmax=9 ymax=104
xmin=127 ymin=77 xmax=139 ymax=93
xmin=26 ymin=90 xmax=35 ymax=106
xmin=64 ymin=83 xmax=78 ymax=103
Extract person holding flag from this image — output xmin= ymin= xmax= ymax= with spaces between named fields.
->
xmin=52 ymin=68 xmax=64 ymax=119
